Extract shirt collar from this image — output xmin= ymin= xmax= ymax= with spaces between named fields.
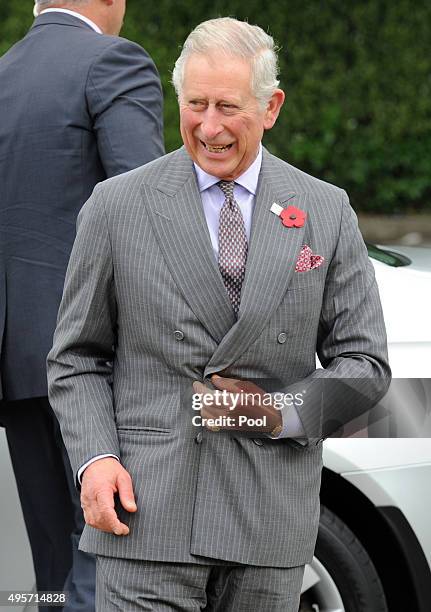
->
xmin=39 ymin=8 xmax=102 ymax=34
xmin=194 ymin=145 xmax=262 ymax=195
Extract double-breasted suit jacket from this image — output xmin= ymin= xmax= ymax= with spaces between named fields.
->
xmin=48 ymin=146 xmax=390 ymax=567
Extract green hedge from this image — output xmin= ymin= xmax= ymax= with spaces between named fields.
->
xmin=1 ymin=1 xmax=430 ymax=213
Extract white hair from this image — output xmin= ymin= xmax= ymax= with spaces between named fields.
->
xmin=34 ymin=0 xmax=90 ymax=18
xmin=172 ymin=17 xmax=280 ymax=108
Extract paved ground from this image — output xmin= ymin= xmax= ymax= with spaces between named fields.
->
xmin=358 ymin=214 xmax=431 ymax=247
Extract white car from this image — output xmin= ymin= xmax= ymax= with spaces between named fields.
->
xmin=301 ymin=244 xmax=431 ymax=612
xmin=1 ymin=244 xmax=430 ymax=612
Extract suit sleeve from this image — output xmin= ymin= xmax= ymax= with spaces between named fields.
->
xmin=281 ymin=191 xmax=391 ymax=445
xmin=47 ymin=185 xmax=120 ymax=480
xmin=86 ymin=37 xmax=165 ymax=176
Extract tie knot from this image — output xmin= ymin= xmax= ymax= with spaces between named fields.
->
xmin=218 ymin=180 xmax=235 ymax=200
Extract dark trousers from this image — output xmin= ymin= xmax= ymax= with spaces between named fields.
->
xmin=0 ymin=397 xmax=95 ymax=612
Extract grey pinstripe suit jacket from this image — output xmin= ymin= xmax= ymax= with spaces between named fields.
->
xmin=47 ymin=146 xmax=390 ymax=567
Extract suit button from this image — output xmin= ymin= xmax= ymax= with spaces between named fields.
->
xmin=174 ymin=330 xmax=184 ymax=341
xmin=253 ymin=438 xmax=264 ymax=446
xmin=277 ymin=332 xmax=287 ymax=344
xmin=195 ymin=431 xmax=203 ymax=444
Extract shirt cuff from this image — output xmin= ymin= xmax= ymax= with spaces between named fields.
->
xmin=267 ymin=399 xmax=307 ymax=444
xmin=77 ymin=454 xmax=120 ymax=485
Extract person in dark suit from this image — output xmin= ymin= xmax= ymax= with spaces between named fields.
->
xmin=47 ymin=17 xmax=390 ymax=612
xmin=0 ymin=0 xmax=164 ymax=609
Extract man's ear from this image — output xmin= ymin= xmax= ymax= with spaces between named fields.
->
xmin=263 ymin=89 xmax=285 ymax=130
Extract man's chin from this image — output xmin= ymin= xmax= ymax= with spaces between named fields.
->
xmin=195 ymin=156 xmax=237 ymax=180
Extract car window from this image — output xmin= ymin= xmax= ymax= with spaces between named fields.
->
xmin=366 ymin=243 xmax=411 ymax=267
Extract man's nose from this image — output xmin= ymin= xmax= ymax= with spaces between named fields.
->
xmin=200 ymin=109 xmax=223 ymax=140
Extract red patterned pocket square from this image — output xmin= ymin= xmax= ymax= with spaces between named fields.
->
xmin=295 ymin=245 xmax=325 ymax=272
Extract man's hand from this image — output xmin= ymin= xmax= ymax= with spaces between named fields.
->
xmin=80 ymin=457 xmax=137 ymax=536
xmin=193 ymin=374 xmax=282 ymax=433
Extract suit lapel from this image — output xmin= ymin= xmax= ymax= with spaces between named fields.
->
xmin=142 ymin=147 xmax=309 ymax=370
xmin=204 ymin=149 xmax=309 ymax=376
xmin=141 ymin=148 xmax=236 ymax=344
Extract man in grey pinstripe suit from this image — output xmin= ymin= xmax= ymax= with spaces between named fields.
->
xmin=47 ymin=17 xmax=390 ymax=611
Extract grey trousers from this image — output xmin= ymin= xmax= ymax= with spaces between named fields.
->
xmin=96 ymin=555 xmax=304 ymax=611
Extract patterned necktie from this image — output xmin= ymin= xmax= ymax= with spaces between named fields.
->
xmin=217 ymin=180 xmax=248 ymax=315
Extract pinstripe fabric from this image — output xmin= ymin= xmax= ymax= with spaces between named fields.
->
xmin=95 ymin=555 xmax=304 ymax=611
xmin=47 ymin=146 xmax=390 ymax=567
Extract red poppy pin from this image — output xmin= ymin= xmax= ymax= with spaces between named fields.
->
xmin=270 ymin=203 xmax=306 ymax=228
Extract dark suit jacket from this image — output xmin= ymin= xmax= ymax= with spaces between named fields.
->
xmin=0 ymin=12 xmax=164 ymax=400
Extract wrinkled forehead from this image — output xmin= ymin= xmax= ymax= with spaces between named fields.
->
xmin=181 ymin=53 xmax=254 ymax=95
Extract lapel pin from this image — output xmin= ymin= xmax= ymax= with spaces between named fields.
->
xmin=270 ymin=203 xmax=306 ymax=228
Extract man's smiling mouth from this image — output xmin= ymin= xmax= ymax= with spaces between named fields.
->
xmin=200 ymin=141 xmax=233 ymax=153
